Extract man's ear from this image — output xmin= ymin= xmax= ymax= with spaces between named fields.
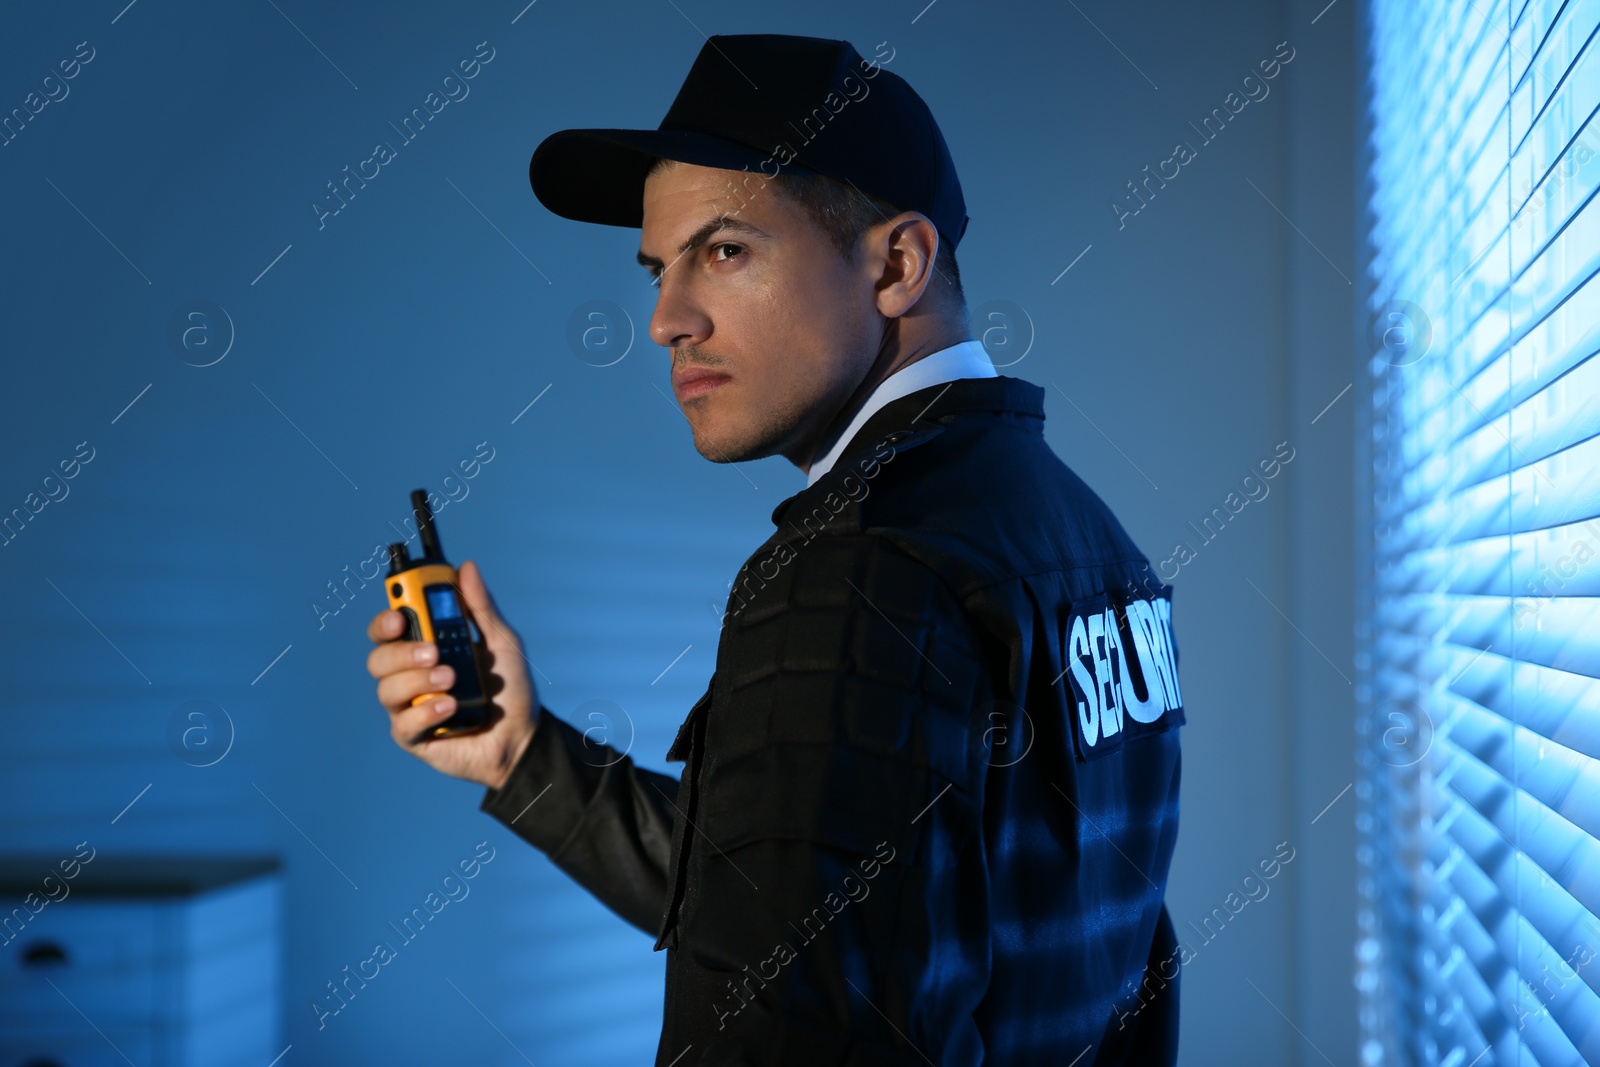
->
xmin=870 ymin=211 xmax=942 ymax=318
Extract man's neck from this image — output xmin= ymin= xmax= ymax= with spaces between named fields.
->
xmin=790 ymin=327 xmax=973 ymax=475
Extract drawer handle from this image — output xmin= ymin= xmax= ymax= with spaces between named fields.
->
xmin=20 ymin=940 xmax=69 ymax=967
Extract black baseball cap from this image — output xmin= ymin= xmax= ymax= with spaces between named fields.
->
xmin=526 ymin=33 xmax=971 ymax=250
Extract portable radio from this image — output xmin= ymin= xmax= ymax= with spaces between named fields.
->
xmin=385 ymin=489 xmax=493 ymax=740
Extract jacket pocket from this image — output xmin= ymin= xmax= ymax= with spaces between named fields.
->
xmin=697 ymin=741 xmax=934 ymax=862
xmin=654 ymin=682 xmax=715 ymax=950
xmin=666 ymin=684 xmax=713 ymax=763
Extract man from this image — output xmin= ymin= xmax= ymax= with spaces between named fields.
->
xmin=367 ymin=34 xmax=1184 ymax=1065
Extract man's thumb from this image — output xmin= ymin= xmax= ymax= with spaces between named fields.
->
xmin=456 ymin=559 xmax=504 ymax=633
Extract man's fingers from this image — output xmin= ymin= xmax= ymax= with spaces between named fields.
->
xmin=367 ymin=608 xmax=406 ymax=644
xmin=391 ymin=696 xmax=456 ymax=746
xmin=377 ymin=665 xmax=455 ymax=712
xmin=366 ymin=638 xmax=437 ymax=680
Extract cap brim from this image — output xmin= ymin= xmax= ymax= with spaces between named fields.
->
xmin=528 ymin=127 xmax=817 ymax=229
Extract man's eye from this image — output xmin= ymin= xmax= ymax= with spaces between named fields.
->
xmin=649 ymin=244 xmax=740 ymax=288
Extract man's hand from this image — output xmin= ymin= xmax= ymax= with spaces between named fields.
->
xmin=366 ymin=559 xmax=537 ymax=792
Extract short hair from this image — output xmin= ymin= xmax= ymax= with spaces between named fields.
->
xmin=647 ymin=158 xmax=965 ymax=307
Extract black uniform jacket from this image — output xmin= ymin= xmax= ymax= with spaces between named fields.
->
xmin=480 ymin=375 xmax=1185 ymax=1066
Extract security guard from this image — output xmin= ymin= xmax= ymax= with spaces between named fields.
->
xmin=367 ymin=33 xmax=1183 ymax=1066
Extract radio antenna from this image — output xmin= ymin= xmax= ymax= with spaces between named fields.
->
xmin=411 ymin=489 xmax=444 ymax=561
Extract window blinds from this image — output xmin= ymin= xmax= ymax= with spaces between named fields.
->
xmin=1360 ymin=0 xmax=1600 ymax=1064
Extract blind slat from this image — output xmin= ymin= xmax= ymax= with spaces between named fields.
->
xmin=1364 ymin=0 xmax=1600 ymax=1060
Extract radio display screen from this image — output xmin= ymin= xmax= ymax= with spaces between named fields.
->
xmin=425 ymin=585 xmax=463 ymax=622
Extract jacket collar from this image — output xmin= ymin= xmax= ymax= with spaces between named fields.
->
xmin=769 ymin=375 xmax=1045 ymax=526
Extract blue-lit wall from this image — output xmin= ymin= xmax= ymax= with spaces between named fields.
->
xmin=0 ymin=1 xmax=1357 ymax=1063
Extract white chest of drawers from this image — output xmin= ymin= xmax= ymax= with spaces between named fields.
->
xmin=0 ymin=857 xmax=281 ymax=1067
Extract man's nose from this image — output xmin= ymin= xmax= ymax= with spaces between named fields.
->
xmin=649 ymin=270 xmax=710 ymax=349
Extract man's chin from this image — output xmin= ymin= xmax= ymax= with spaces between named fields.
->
xmin=690 ymin=424 xmax=783 ymax=465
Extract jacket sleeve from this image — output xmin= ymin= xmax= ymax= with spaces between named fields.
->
xmin=682 ymin=534 xmax=995 ymax=1066
xmin=479 ymin=703 xmax=682 ymax=937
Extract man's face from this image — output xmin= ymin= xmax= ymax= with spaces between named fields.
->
xmin=638 ymin=161 xmax=881 ymax=466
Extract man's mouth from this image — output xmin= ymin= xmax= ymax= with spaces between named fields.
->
xmin=673 ymin=368 xmax=732 ymax=401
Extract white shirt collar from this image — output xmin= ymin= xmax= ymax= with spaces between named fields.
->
xmin=805 ymin=338 xmax=997 ymax=486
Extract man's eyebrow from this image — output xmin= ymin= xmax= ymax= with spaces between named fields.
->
xmin=637 ymin=215 xmax=769 ymax=274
